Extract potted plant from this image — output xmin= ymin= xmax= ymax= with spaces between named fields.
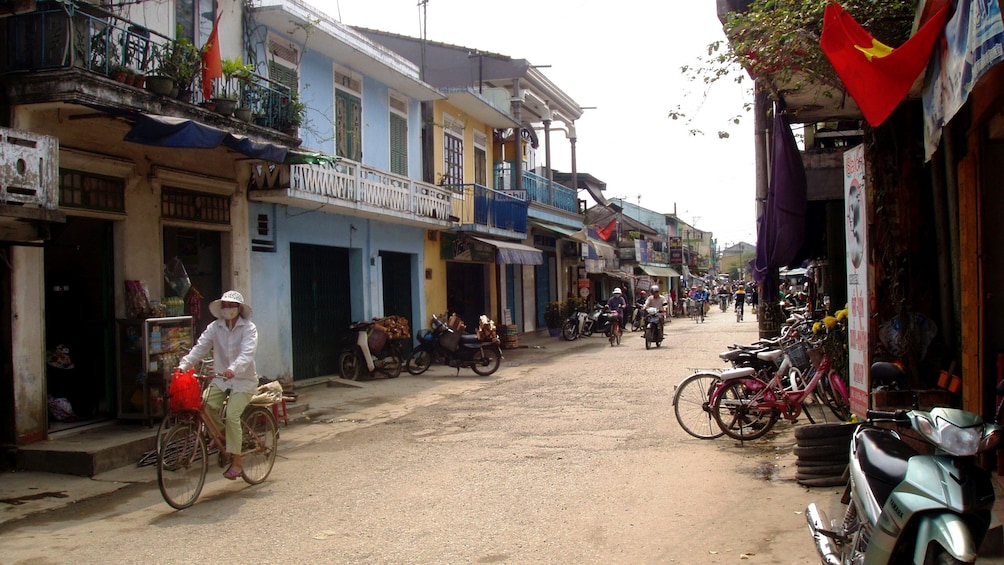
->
xmin=213 ymin=57 xmax=253 ymax=116
xmin=169 ymin=38 xmax=202 ymax=102
xmin=544 ymin=302 xmax=563 ymax=336
xmin=109 ymin=64 xmax=129 ymax=83
xmin=282 ymin=91 xmax=305 ymax=134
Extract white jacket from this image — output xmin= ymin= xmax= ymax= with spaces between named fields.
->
xmin=180 ymin=317 xmax=259 ymax=394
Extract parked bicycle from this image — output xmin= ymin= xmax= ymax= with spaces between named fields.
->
xmin=157 ymin=370 xmax=280 ymax=509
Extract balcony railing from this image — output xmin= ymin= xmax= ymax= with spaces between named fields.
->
xmin=449 ymin=183 xmax=528 ymax=236
xmin=251 ymin=159 xmax=452 ymax=225
xmin=2 ymin=3 xmax=295 ymax=132
xmin=493 ymin=161 xmax=578 ymax=214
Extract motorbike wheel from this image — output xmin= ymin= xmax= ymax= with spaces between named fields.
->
xmin=561 ymin=320 xmax=578 ymax=341
xmin=631 ymin=314 xmax=643 ymax=332
xmin=378 ymin=345 xmax=403 ymax=379
xmin=406 ymin=348 xmax=433 ymax=375
xmin=582 ymin=324 xmax=593 ymax=337
xmin=644 ymin=328 xmax=652 ymax=350
xmin=339 ymin=350 xmax=364 ymax=381
xmin=471 ymin=347 xmax=501 ymax=376
xmin=924 ymin=547 xmax=967 ymax=565
xmin=711 ymin=380 xmax=779 ymax=441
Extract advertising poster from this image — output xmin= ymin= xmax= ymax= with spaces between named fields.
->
xmin=844 ymin=145 xmax=871 ymax=416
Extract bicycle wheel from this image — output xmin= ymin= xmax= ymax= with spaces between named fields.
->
xmin=406 ymin=347 xmax=433 ymax=375
xmin=339 ymin=350 xmax=364 ymax=380
xmin=816 ymin=371 xmax=852 ymax=421
xmin=240 ymin=406 xmax=278 ymax=485
xmin=157 ymin=422 xmax=207 ymax=510
xmin=711 ymin=380 xmax=779 ymax=441
xmin=471 ymin=347 xmax=501 ymax=376
xmin=615 ymin=324 xmax=622 ymax=345
xmin=673 ymin=373 xmax=724 ymax=439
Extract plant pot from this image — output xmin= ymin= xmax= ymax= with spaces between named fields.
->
xmin=212 ymin=98 xmax=237 ymax=117
xmin=176 ymin=88 xmax=192 ymax=103
xmin=169 ymin=85 xmax=179 ymax=98
xmin=145 ymin=75 xmax=175 ymax=96
xmin=199 ymin=101 xmax=217 ymax=112
xmin=548 ymin=327 xmax=562 ymax=337
xmin=234 ymin=107 xmax=252 ymax=122
xmin=130 ymin=74 xmax=145 ymax=88
xmin=111 ymin=71 xmax=128 ymax=83
xmin=252 ymin=116 xmax=269 ymax=127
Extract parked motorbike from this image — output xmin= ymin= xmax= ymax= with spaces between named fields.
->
xmin=405 ymin=315 xmax=502 ymax=376
xmin=806 ymin=362 xmax=1004 ymax=565
xmin=561 ymin=304 xmax=614 ymax=341
xmin=339 ymin=320 xmax=404 ymax=380
xmin=630 ymin=299 xmax=646 ymax=332
xmin=643 ymin=307 xmax=663 ymax=349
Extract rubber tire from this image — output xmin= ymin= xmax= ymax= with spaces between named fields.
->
xmin=561 ymin=320 xmax=578 ymax=341
xmin=793 ymin=443 xmax=850 ymax=459
xmin=794 ymin=423 xmax=858 ymax=441
xmin=645 ymin=329 xmax=652 ymax=350
xmin=796 ymin=458 xmax=849 ymax=469
xmin=406 ymin=348 xmax=432 ymax=375
xmin=339 ymin=350 xmax=364 ymax=381
xmin=797 ymin=475 xmax=848 ymax=488
xmin=795 ymin=435 xmax=853 ymax=448
xmin=673 ymin=372 xmax=725 ymax=440
xmin=157 ymin=422 xmax=207 ymax=510
xmin=378 ymin=345 xmax=403 ymax=379
xmin=711 ymin=379 xmax=779 ymax=441
xmin=239 ymin=406 xmax=278 ymax=485
xmin=471 ymin=347 xmax=501 ymax=376
xmin=794 ymin=463 xmax=848 ymax=476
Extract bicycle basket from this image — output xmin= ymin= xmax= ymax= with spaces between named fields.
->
xmin=784 ymin=342 xmax=810 ymax=369
xmin=168 ymin=368 xmax=202 ymax=412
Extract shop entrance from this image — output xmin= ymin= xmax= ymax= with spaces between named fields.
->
xmin=290 ymin=243 xmax=351 ymax=381
xmin=1 ymin=245 xmax=13 ymax=447
xmin=446 ymin=261 xmax=487 ymax=331
xmin=380 ymin=251 xmax=414 ymax=321
xmin=163 ymin=227 xmax=222 ymax=337
xmin=43 ymin=217 xmax=115 ymax=428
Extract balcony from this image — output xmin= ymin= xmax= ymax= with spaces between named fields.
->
xmin=449 ymin=184 xmax=528 ymax=239
xmin=2 ymin=3 xmax=298 ymax=140
xmin=493 ymin=161 xmax=579 ymax=215
xmin=247 ymin=159 xmax=454 ymax=229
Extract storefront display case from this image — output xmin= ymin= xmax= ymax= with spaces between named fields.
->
xmin=116 ymin=316 xmax=193 ymax=424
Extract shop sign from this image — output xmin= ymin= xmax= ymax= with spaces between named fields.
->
xmin=577 ymin=278 xmax=590 ymax=298
xmin=844 ymin=144 xmax=871 ymax=417
xmin=669 ymin=236 xmax=683 ymax=263
xmin=635 ymin=239 xmax=667 ymax=264
xmin=441 ymin=232 xmax=495 ymax=263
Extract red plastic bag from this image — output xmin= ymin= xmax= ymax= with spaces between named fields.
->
xmin=169 ymin=367 xmax=202 ymax=412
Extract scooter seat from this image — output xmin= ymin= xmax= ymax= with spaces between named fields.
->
xmin=856 ymin=428 xmax=918 ymax=508
xmin=460 ymin=334 xmax=481 ymax=345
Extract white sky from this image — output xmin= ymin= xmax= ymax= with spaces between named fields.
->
xmin=317 ymin=0 xmax=758 ymax=248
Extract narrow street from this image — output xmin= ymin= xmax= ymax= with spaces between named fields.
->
xmin=0 ymin=309 xmax=827 ymax=564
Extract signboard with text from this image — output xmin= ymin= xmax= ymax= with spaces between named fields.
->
xmin=669 ymin=236 xmax=683 ymax=264
xmin=844 ymin=144 xmax=871 ymax=417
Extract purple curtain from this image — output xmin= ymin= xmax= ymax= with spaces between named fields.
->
xmin=751 ymin=102 xmax=808 ymax=288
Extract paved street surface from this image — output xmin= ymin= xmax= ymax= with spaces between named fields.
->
xmin=2 ymin=309 xmax=846 ymax=563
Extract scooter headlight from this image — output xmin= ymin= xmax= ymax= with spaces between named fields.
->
xmin=918 ymin=414 xmax=983 ymax=456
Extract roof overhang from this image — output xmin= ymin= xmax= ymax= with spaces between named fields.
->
xmin=438 ymin=88 xmax=518 ymax=128
xmin=252 ymin=1 xmax=445 ymax=102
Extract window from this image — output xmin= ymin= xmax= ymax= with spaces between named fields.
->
xmin=473 ymin=130 xmax=487 ymax=186
xmin=59 ymin=170 xmax=125 ymax=212
xmin=268 ymin=34 xmax=299 ymax=92
xmin=176 ymin=0 xmax=216 ymax=45
xmin=162 ymin=187 xmax=230 ymax=224
xmin=390 ymin=93 xmax=408 ymax=176
xmin=442 ymin=113 xmax=463 ymax=185
xmin=334 ymin=66 xmax=363 ymax=161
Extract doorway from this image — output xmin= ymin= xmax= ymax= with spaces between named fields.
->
xmin=446 ymin=261 xmax=487 ymax=331
xmin=43 ymin=217 xmax=115 ymax=427
xmin=163 ymin=227 xmax=222 ymax=336
xmin=380 ymin=251 xmax=414 ymax=321
xmin=1 ymin=245 xmax=13 ymax=447
xmin=290 ymin=243 xmax=351 ymax=380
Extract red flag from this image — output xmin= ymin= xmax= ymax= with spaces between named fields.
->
xmin=820 ymin=1 xmax=950 ymax=126
xmin=597 ymin=219 xmax=616 ymax=241
xmin=201 ymin=14 xmax=222 ymax=100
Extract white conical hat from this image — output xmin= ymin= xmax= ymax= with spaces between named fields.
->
xmin=208 ymin=290 xmax=253 ymax=319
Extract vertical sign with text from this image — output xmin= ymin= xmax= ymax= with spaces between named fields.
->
xmin=845 ymin=144 xmax=870 ymax=417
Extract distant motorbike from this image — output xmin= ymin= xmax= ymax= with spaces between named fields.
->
xmin=629 ymin=299 xmax=646 ymax=332
xmin=339 ymin=320 xmax=404 ymax=380
xmin=561 ymin=304 xmax=614 ymax=341
xmin=405 ymin=315 xmax=502 ymax=376
xmin=643 ymin=307 xmax=664 ymax=349
xmin=806 ymin=363 xmax=1004 ymax=565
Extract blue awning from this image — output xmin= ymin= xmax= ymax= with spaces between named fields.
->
xmin=471 ymin=236 xmax=544 ymax=265
xmin=124 ymin=114 xmax=288 ymax=162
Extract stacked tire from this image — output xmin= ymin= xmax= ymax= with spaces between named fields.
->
xmin=793 ymin=423 xmax=858 ymax=487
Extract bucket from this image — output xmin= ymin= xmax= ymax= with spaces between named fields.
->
xmin=499 ymin=325 xmax=519 ymax=350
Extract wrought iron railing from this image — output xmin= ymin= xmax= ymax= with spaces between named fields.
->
xmin=449 ymin=183 xmax=528 ymax=235
xmin=2 ymin=3 xmax=295 ymax=132
xmin=281 ymin=160 xmax=453 ymax=224
xmin=493 ymin=161 xmax=578 ymax=214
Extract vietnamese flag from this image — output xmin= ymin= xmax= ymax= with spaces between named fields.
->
xmin=201 ymin=13 xmax=222 ymax=100
xmin=597 ymin=219 xmax=616 ymax=241
xmin=820 ymin=1 xmax=950 ymax=126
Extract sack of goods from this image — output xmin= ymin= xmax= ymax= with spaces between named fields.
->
xmin=447 ymin=313 xmax=466 ymax=333
xmin=374 ymin=315 xmax=411 ymax=341
xmin=477 ymin=315 xmax=498 ymax=342
xmin=169 ymin=367 xmax=202 ymax=412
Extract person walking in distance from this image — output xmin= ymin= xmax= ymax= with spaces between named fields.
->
xmin=178 ymin=290 xmax=258 ymax=480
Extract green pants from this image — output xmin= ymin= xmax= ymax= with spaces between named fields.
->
xmin=205 ymin=384 xmax=252 ymax=456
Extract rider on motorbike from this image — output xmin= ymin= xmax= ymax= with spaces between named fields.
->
xmin=606 ymin=287 xmax=626 ymax=329
xmin=644 ymin=285 xmax=668 ymax=333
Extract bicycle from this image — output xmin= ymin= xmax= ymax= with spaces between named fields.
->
xmin=736 ymin=300 xmax=744 ymax=323
xmin=608 ymin=311 xmax=622 ymax=346
xmin=157 ymin=373 xmax=280 ymax=509
xmin=709 ymin=342 xmax=849 ymax=441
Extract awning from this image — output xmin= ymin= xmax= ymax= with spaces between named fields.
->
xmin=530 ymin=220 xmax=581 ymax=239
xmin=124 ymin=114 xmax=289 ymax=162
xmin=471 ymin=236 xmax=544 ymax=265
xmin=640 ymin=264 xmax=681 ymax=278
xmin=603 ymin=270 xmax=633 ymax=282
xmin=780 ymin=267 xmax=807 ymax=277
xmin=589 ymin=238 xmax=617 ymax=260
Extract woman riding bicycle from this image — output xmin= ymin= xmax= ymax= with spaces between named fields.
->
xmin=178 ymin=290 xmax=258 ymax=480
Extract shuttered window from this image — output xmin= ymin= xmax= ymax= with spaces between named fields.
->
xmin=474 ymin=148 xmax=486 ymax=186
xmin=336 ymin=89 xmax=362 ymax=161
xmin=390 ymin=113 xmax=407 ymax=175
